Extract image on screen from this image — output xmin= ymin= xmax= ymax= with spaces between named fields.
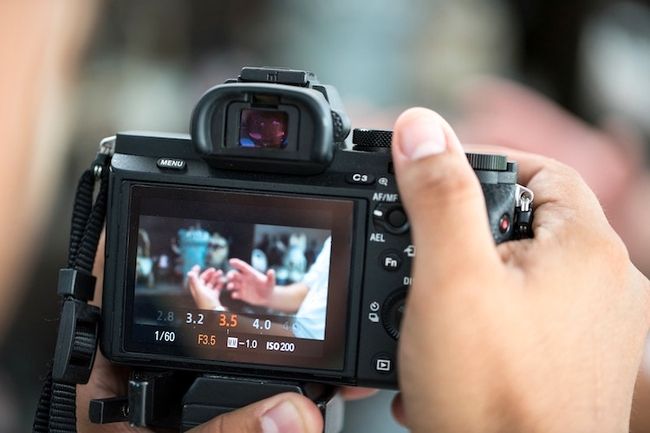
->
xmin=124 ymin=185 xmax=354 ymax=370
xmin=134 ymin=217 xmax=331 ymax=341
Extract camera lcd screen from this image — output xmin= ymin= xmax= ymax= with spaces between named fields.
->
xmin=239 ymin=108 xmax=289 ymax=149
xmin=124 ymin=185 xmax=354 ymax=371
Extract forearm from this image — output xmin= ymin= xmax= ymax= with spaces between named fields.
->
xmin=611 ymin=172 xmax=650 ymax=277
xmin=631 ymin=336 xmax=650 ymax=433
xmin=265 ymin=283 xmax=308 ymax=313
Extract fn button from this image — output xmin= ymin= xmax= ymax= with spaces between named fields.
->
xmin=380 ymin=251 xmax=401 ymax=272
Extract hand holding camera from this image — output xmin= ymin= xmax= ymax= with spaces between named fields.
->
xmin=389 ymin=108 xmax=650 ymax=433
xmin=40 ymin=68 xmax=650 ymax=433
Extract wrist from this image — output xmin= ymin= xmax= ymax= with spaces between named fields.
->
xmin=608 ymin=172 xmax=650 ymax=274
xmin=406 ymin=384 xmax=631 ymax=433
xmin=259 ymin=285 xmax=274 ymax=307
xmin=505 ymin=386 xmax=633 ymax=433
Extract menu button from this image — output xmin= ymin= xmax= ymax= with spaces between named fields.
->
xmin=157 ymin=158 xmax=186 ymax=171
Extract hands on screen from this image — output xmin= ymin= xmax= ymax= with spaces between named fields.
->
xmin=187 ymin=265 xmax=226 ymax=310
xmin=226 ymin=258 xmax=276 ymax=306
xmin=187 ymin=259 xmax=277 ymax=310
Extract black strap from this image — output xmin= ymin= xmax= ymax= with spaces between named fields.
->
xmin=32 ymin=369 xmax=52 ymax=433
xmin=48 ymin=383 xmax=78 ymax=433
xmin=33 ymin=150 xmax=111 ymax=433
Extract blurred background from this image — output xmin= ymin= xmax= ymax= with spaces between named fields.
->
xmin=1 ymin=0 xmax=649 ymax=432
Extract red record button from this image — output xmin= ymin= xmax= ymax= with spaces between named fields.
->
xmin=499 ymin=213 xmax=511 ymax=233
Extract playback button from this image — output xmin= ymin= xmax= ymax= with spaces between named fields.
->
xmin=373 ymin=354 xmax=394 ymax=374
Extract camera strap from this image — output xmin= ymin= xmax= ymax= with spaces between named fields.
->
xmin=33 ymin=139 xmax=113 ymax=433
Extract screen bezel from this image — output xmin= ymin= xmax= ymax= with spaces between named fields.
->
xmin=122 ymin=184 xmax=355 ymax=371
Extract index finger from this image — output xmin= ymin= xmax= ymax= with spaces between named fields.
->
xmin=464 ymin=144 xmax=604 ymax=219
xmin=340 ymin=387 xmax=379 ymax=401
xmin=462 ymin=144 xmax=552 ymax=185
xmin=229 ymin=258 xmax=257 ymax=275
xmin=466 ymin=145 xmax=614 ymax=264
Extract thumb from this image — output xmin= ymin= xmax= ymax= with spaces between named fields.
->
xmin=266 ymin=269 xmax=276 ymax=288
xmin=188 ymin=392 xmax=323 ymax=433
xmin=391 ymin=108 xmax=500 ymax=279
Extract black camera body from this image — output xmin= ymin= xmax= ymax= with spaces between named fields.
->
xmin=96 ymin=67 xmax=533 ymax=429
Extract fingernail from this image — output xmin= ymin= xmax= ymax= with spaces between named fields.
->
xmin=261 ymin=400 xmax=304 ymax=433
xmin=399 ymin=113 xmax=447 ymax=160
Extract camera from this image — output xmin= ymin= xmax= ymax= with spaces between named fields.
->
xmin=90 ymin=67 xmax=533 ymax=429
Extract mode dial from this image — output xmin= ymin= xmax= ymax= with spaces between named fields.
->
xmin=466 ymin=153 xmax=508 ymax=171
xmin=352 ymin=129 xmax=393 ymax=152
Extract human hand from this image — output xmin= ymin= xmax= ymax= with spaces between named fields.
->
xmin=78 ymin=240 xmax=331 ymax=433
xmin=389 ymin=108 xmax=650 ymax=433
xmin=78 ymin=350 xmax=376 ymax=433
xmin=75 ymin=236 xmax=379 ymax=432
xmin=77 ymin=350 xmax=324 ymax=433
xmin=456 ymin=78 xmax=642 ymax=207
xmin=457 ymin=78 xmax=650 ymax=274
xmin=226 ymin=258 xmax=276 ymax=307
xmin=187 ymin=265 xmax=225 ymax=310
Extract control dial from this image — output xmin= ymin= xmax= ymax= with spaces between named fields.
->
xmin=352 ymin=129 xmax=392 ymax=152
xmin=382 ymin=288 xmax=407 ymax=340
xmin=465 ymin=153 xmax=508 ymax=171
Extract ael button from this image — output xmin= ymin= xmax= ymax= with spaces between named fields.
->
xmin=373 ymin=204 xmax=409 ymax=235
